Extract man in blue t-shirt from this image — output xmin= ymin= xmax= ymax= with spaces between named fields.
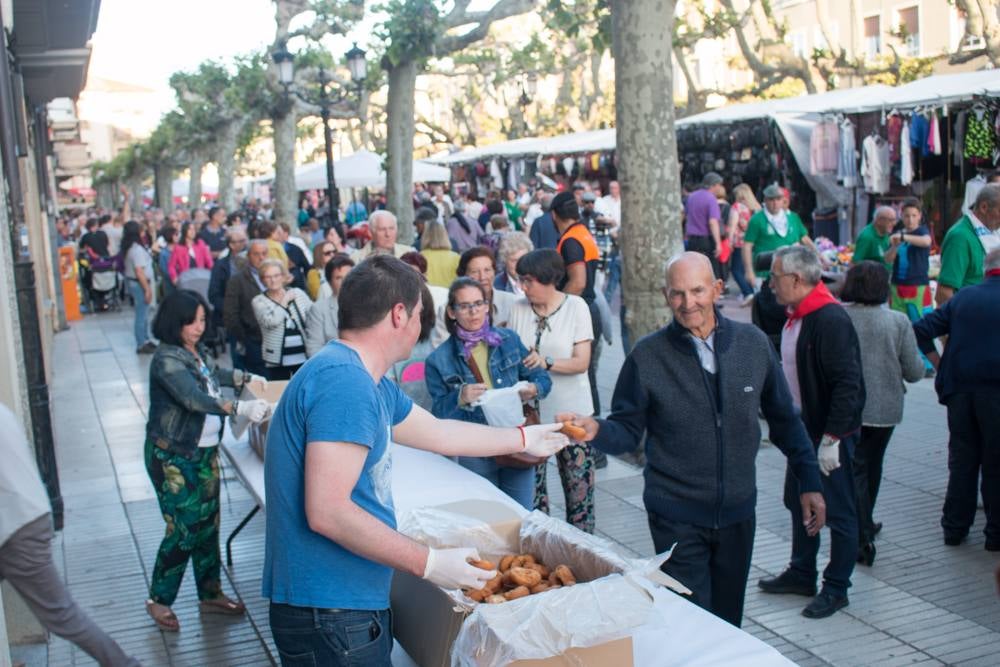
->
xmin=262 ymin=255 xmax=568 ymax=666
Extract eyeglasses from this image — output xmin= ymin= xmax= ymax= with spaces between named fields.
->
xmin=769 ymin=271 xmax=798 ymax=282
xmin=453 ymin=300 xmax=489 ymax=313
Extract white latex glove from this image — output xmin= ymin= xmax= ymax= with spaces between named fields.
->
xmin=237 ymin=370 xmax=268 ymax=389
xmin=521 ymin=423 xmax=570 ymax=458
xmin=818 ymin=435 xmax=841 ymax=476
xmin=236 ymin=399 xmax=271 ymax=424
xmin=422 ymin=548 xmax=496 ymax=590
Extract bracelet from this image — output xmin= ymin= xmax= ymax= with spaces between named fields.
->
xmin=231 ymin=398 xmax=239 ymax=417
xmin=517 ymin=425 xmax=526 ymax=451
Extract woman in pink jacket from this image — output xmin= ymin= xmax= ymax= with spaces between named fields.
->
xmin=167 ymin=222 xmax=213 ymax=283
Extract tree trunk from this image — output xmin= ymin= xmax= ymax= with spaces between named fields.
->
xmin=611 ymin=0 xmax=682 ymax=342
xmin=188 ymin=150 xmax=204 ymax=208
xmin=386 ymin=60 xmax=418 ymax=243
xmin=217 ymin=121 xmax=240 ymax=212
xmin=154 ymin=164 xmax=174 ymax=213
xmin=96 ymin=182 xmax=114 ymax=210
xmin=272 ymin=107 xmax=298 ymax=225
xmin=127 ymin=177 xmax=144 ymax=213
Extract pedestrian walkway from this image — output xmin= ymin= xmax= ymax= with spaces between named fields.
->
xmin=14 ymin=296 xmax=1000 ymax=666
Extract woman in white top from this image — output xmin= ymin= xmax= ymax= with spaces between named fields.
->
xmin=121 ymin=221 xmax=157 ymax=353
xmin=508 ymin=249 xmax=596 ymax=533
xmin=252 ymin=259 xmax=312 ymax=380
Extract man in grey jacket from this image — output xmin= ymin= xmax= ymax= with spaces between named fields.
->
xmin=560 ymin=252 xmax=825 ymax=627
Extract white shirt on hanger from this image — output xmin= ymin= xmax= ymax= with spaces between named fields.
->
xmin=861 ymin=135 xmax=890 ymax=194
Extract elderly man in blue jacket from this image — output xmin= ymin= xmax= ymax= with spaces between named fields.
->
xmin=560 ymin=251 xmax=825 ymax=628
xmin=914 ymin=247 xmax=1000 ymax=552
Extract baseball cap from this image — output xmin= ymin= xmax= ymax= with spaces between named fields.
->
xmin=763 ymin=183 xmax=783 ymax=199
xmin=581 ymin=192 xmax=597 ymax=203
xmin=702 ymin=172 xmax=724 ymax=188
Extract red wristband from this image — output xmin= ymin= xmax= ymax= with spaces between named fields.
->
xmin=517 ymin=425 xmax=526 ymax=451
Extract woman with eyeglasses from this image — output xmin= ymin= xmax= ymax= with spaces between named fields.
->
xmin=425 ymin=277 xmax=551 ymax=510
xmin=252 ymin=259 xmax=312 ymax=380
xmin=306 ymin=241 xmax=338 ymax=301
xmin=507 ymin=249 xmax=596 ymax=532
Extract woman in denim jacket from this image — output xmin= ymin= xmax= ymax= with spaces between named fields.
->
xmin=425 ymin=277 xmax=551 ymax=509
xmin=144 ymin=290 xmax=270 ymax=632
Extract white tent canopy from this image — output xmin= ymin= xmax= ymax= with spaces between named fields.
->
xmin=253 ymin=150 xmax=450 ymax=190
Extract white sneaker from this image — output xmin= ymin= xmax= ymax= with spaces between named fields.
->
xmin=741 ymin=294 xmax=754 ymax=307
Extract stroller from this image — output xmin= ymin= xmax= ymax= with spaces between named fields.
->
xmin=176 ymin=267 xmax=226 ymax=357
xmin=79 ymin=249 xmax=121 ymax=313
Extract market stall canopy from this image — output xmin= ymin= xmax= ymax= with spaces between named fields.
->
xmin=429 ymin=129 xmax=616 ymax=165
xmin=293 ymin=150 xmax=450 ymax=190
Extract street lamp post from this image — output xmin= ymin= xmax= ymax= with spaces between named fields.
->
xmin=272 ymin=42 xmax=367 ymax=226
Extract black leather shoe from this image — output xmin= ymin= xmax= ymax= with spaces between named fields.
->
xmin=802 ymin=590 xmax=849 ymax=619
xmin=856 ymin=542 xmax=876 ymax=566
xmin=944 ymin=532 xmax=966 ymax=546
xmin=872 ymin=522 xmax=883 ymax=537
xmin=758 ymin=569 xmax=817 ymax=596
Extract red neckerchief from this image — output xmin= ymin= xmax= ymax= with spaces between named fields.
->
xmin=986 ymin=268 xmax=1000 ymax=278
xmin=785 ymin=281 xmax=838 ymax=327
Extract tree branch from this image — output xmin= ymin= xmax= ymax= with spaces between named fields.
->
xmin=438 ymin=0 xmax=537 ymax=55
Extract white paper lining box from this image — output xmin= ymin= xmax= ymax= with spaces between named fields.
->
xmin=231 ymin=379 xmax=288 ymax=459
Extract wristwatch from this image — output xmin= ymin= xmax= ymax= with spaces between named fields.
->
xmin=544 ymin=356 xmax=554 ymax=370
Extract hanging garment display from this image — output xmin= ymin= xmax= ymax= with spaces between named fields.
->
xmin=489 ymin=158 xmax=504 ymax=190
xmin=809 ymin=119 xmax=840 ymax=175
xmin=963 ymin=174 xmax=987 ymax=214
xmin=900 ymin=120 xmax=914 ymax=186
xmin=910 ymin=113 xmax=930 ymax=157
xmin=861 ymin=134 xmax=890 ymax=194
xmin=887 ymin=114 xmax=902 ymax=163
xmin=964 ymin=109 xmax=996 ymax=163
xmin=953 ymin=111 xmax=967 ymax=167
xmin=837 ymin=119 xmax=858 ymax=188
xmin=927 ymin=113 xmax=942 ymax=156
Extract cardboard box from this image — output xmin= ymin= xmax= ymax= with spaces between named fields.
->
xmin=391 ymin=500 xmax=639 ymax=667
xmin=238 ymin=379 xmax=288 ymax=459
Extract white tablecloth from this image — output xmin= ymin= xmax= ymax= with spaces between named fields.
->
xmin=220 ymin=433 xmax=793 ymax=666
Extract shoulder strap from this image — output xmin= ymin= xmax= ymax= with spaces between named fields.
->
xmin=466 ymin=349 xmax=486 ymax=384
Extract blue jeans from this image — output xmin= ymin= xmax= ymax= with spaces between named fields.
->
xmin=458 ymin=456 xmax=535 ymax=510
xmin=126 ymin=279 xmax=150 ymax=347
xmin=603 ymin=252 xmax=621 ymax=302
xmin=269 ymin=603 xmax=392 ymax=667
xmin=729 ymin=246 xmax=754 ymax=298
xmin=784 ymin=434 xmax=859 ymax=596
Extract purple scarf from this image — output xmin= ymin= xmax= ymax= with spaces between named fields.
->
xmin=455 ymin=321 xmax=503 ymax=359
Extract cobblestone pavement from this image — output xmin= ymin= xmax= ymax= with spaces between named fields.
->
xmin=13 ymin=294 xmax=999 ymax=666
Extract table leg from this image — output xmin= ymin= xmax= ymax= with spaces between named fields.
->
xmin=226 ymin=505 xmax=261 ymax=567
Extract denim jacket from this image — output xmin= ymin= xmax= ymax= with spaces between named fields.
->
xmin=424 ymin=327 xmax=551 ymax=423
xmin=147 ymin=343 xmax=236 ymax=458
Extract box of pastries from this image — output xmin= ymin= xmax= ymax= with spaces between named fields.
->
xmin=391 ymin=499 xmax=687 ymax=667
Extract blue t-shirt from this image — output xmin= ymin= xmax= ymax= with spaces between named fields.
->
xmin=892 ymin=225 xmax=930 ymax=286
xmin=262 ymin=341 xmax=413 ymax=609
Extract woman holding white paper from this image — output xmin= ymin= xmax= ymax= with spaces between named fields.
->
xmin=425 ymin=277 xmax=552 ymax=509
xmin=507 ymin=249 xmax=596 ymax=533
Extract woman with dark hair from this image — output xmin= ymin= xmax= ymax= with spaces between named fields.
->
xmin=507 ymin=249 xmax=596 ymax=532
xmin=424 ymin=277 xmax=551 ymax=509
xmin=122 ymin=220 xmax=157 ymax=353
xmin=306 ymin=241 xmax=337 ymax=301
xmin=842 ymin=261 xmax=924 ymax=565
xmin=456 ymin=246 xmax=514 ymax=327
xmin=167 ymin=221 xmax=213 ymax=283
xmin=144 ymin=290 xmax=269 ymax=632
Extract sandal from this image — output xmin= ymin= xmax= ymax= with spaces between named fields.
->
xmin=145 ymin=599 xmax=180 ymax=632
xmin=198 ymin=595 xmax=246 ymax=616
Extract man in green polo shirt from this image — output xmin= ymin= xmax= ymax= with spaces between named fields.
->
xmin=852 ymin=206 xmax=897 ymax=271
xmin=742 ymin=184 xmax=814 ymax=286
xmin=937 ymin=184 xmax=1000 ymax=306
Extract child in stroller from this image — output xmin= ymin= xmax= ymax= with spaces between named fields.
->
xmin=79 ymin=247 xmax=121 ymax=313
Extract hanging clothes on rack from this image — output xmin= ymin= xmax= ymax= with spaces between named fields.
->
xmin=910 ymin=112 xmax=930 ymax=157
xmin=964 ymin=108 xmax=996 ymax=164
xmin=963 ymin=173 xmax=987 ymax=215
xmin=861 ymin=133 xmax=890 ymax=194
xmin=837 ymin=118 xmax=859 ymax=188
xmin=809 ymin=118 xmax=840 ymax=175
xmin=953 ymin=111 xmax=967 ymax=167
xmin=887 ymin=113 xmax=902 ymax=163
xmin=927 ymin=112 xmax=942 ymax=156
xmin=900 ymin=120 xmax=914 ymax=186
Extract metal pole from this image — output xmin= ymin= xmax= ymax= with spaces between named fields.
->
xmin=319 ymin=68 xmax=339 ymax=225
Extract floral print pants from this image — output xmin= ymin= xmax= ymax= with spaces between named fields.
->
xmin=144 ymin=438 xmax=222 ymax=606
xmin=534 ymin=443 xmax=596 ymax=533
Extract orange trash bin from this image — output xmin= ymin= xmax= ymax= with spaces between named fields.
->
xmin=59 ymin=246 xmax=82 ymax=321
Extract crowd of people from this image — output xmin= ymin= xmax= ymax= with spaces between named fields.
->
xmin=11 ymin=171 xmax=998 ymax=666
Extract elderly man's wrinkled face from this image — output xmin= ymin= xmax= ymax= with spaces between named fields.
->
xmin=373 ymin=217 xmax=397 ymax=250
xmin=247 ymin=242 xmax=268 ymax=269
xmin=874 ymin=211 xmax=897 ymax=235
xmin=662 ymin=254 xmax=722 ymax=336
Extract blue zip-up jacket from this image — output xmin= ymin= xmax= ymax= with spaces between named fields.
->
xmin=424 ymin=327 xmax=552 ymax=423
xmin=592 ymin=311 xmax=822 ymax=528
xmin=147 ymin=343 xmax=236 ymax=458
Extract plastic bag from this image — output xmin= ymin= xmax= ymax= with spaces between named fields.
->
xmin=473 ymin=382 xmax=531 ymax=427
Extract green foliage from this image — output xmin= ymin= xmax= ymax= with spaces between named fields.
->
xmin=374 ymin=0 xmax=444 ymax=68
xmin=545 ymin=0 xmax=611 ymax=52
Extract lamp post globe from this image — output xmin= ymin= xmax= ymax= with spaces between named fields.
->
xmin=272 ymin=45 xmax=294 ymax=86
xmin=346 ymin=43 xmax=367 ymax=86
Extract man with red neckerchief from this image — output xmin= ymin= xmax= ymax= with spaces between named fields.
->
xmin=758 ymin=244 xmax=865 ymax=620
